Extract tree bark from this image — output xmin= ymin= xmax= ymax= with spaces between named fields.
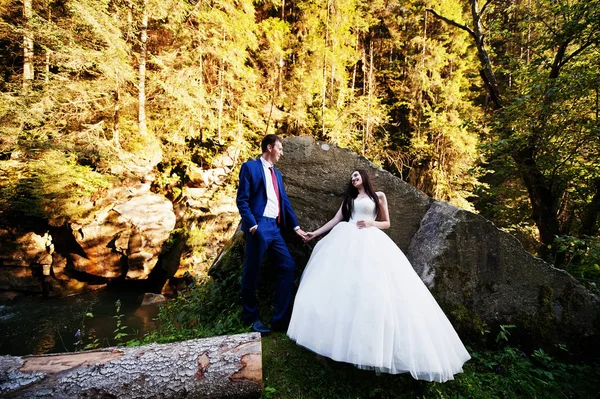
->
xmin=22 ymin=0 xmax=34 ymax=88
xmin=321 ymin=0 xmax=331 ymax=138
xmin=580 ymin=178 xmax=600 ymax=236
xmin=363 ymin=39 xmax=374 ymax=156
xmin=218 ymin=29 xmax=226 ymax=141
xmin=113 ymin=69 xmax=121 ymax=148
xmin=138 ymin=0 xmax=148 ymax=137
xmin=0 ymin=333 xmax=262 ymax=399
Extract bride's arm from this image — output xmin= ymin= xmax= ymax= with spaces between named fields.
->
xmin=305 ymin=204 xmax=344 ymax=241
xmin=357 ymin=192 xmax=390 ymax=230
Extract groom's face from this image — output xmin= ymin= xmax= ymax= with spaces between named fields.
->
xmin=268 ymin=141 xmax=284 ymax=164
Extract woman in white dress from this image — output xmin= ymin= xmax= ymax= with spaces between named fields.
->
xmin=287 ymin=170 xmax=471 ymax=382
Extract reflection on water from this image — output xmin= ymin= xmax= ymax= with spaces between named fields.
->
xmin=0 ymin=291 xmax=160 ymax=356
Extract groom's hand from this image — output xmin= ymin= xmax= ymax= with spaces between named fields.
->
xmin=303 ymin=232 xmax=317 ymax=242
xmin=249 ymin=225 xmax=258 ymax=235
xmin=295 ymin=228 xmax=307 ymax=240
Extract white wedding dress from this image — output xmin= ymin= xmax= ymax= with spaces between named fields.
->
xmin=287 ymin=196 xmax=471 ymax=382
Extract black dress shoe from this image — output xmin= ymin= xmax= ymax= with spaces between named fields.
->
xmin=251 ymin=320 xmax=271 ymax=334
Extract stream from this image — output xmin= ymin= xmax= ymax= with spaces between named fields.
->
xmin=0 ymin=290 xmax=161 ymax=356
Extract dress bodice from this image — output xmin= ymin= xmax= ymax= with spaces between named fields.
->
xmin=349 ymin=196 xmax=377 ymax=222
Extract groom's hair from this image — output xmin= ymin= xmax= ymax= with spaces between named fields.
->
xmin=261 ymin=134 xmax=282 ymax=153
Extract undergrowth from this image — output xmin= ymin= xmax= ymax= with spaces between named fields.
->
xmin=140 ymin=279 xmax=599 ymax=398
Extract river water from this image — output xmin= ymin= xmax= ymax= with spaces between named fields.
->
xmin=0 ymin=290 xmax=160 ymax=356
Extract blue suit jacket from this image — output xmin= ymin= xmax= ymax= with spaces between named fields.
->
xmin=236 ymin=159 xmax=299 ymax=233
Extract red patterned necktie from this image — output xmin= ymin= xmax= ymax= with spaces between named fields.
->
xmin=269 ymin=167 xmax=281 ymax=223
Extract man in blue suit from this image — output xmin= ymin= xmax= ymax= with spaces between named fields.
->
xmin=236 ymin=134 xmax=307 ymax=334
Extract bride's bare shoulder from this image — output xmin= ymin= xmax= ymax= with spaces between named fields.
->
xmin=376 ymin=191 xmax=387 ymax=200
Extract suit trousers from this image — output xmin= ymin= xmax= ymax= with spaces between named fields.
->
xmin=241 ymin=217 xmax=295 ymax=326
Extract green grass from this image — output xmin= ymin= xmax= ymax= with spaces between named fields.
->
xmin=262 ymin=332 xmax=426 ymax=399
xmin=261 ymin=332 xmax=600 ymax=399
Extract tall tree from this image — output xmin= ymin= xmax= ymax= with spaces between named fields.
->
xmin=22 ymin=0 xmax=34 ymax=88
xmin=137 ymin=0 xmax=148 ymax=137
xmin=428 ymin=0 xmax=600 ymax=255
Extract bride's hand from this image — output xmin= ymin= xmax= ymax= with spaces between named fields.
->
xmin=357 ymin=220 xmax=374 ymax=229
xmin=304 ymin=232 xmax=317 ymax=242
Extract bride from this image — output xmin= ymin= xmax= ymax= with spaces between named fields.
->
xmin=287 ymin=170 xmax=471 ymax=382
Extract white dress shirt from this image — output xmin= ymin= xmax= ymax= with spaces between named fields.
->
xmin=260 ymin=156 xmax=280 ymax=219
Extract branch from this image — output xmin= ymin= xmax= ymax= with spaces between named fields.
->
xmin=480 ymin=0 xmax=493 ymax=17
xmin=562 ymin=40 xmax=595 ymax=67
xmin=426 ymin=8 xmax=478 ymax=42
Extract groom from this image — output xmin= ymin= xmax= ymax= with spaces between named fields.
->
xmin=236 ymin=134 xmax=306 ymax=334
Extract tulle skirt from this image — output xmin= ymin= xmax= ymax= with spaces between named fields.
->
xmin=287 ymin=222 xmax=471 ymax=382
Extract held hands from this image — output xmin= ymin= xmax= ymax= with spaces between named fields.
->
xmin=356 ymin=220 xmax=374 ymax=229
xmin=295 ymin=228 xmax=308 ymax=241
xmin=303 ymin=231 xmax=317 ymax=243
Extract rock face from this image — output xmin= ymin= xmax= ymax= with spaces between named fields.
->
xmin=0 ymin=230 xmax=53 ymax=293
xmin=212 ymin=136 xmax=600 ymax=356
xmin=278 ymin=137 xmax=432 ymax=250
xmin=70 ymin=186 xmax=176 ymax=280
xmin=407 ymin=201 xmax=599 ymax=350
xmin=0 ymin=181 xmax=176 ymax=297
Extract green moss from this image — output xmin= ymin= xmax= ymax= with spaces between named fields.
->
xmin=513 ymin=285 xmax=556 ymax=343
xmin=429 ymin=265 xmax=487 ymax=342
xmin=447 ymin=303 xmax=488 ymax=340
xmin=208 ymin=229 xmax=246 ymax=282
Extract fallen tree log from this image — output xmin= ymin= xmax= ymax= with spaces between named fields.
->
xmin=0 ymin=332 xmax=262 ymax=399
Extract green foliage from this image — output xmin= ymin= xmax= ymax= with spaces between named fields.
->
xmin=143 ymin=274 xmax=247 ymax=344
xmin=75 ymin=311 xmax=101 ymax=351
xmin=364 ymin=0 xmax=484 ymax=207
xmin=426 ymin=329 xmax=600 ymax=399
xmin=552 ymin=235 xmax=600 ymax=295
xmin=113 ymin=299 xmax=130 ymax=346
xmin=74 ymin=311 xmax=98 ymax=352
xmin=0 ymin=149 xmax=113 ymax=222
xmin=495 ymin=324 xmax=516 ymax=344
xmin=466 ymin=0 xmax=600 ymax=251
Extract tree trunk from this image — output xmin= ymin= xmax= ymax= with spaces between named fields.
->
xmin=0 ymin=333 xmax=262 ymax=399
xmin=43 ymin=3 xmax=51 ymax=83
xmin=363 ymin=39 xmax=374 ymax=156
xmin=580 ymin=178 xmax=600 ymax=236
xmin=113 ymin=69 xmax=121 ymax=148
xmin=218 ymin=29 xmax=226 ymax=142
xmin=351 ymin=31 xmax=358 ymax=92
xmin=22 ymin=0 xmax=34 ymax=89
xmin=321 ymin=0 xmax=331 ymax=138
xmin=138 ymin=0 xmax=148 ymax=137
xmin=512 ymin=146 xmax=561 ymax=253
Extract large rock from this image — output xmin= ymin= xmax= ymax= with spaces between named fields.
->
xmin=407 ymin=201 xmax=599 ymax=350
xmin=68 ymin=182 xmax=176 ymax=280
xmin=278 ymin=136 xmax=431 ymax=250
xmin=0 ymin=181 xmax=176 ymax=296
xmin=0 ymin=230 xmax=52 ymax=293
xmin=212 ymin=136 xmax=600 ymax=356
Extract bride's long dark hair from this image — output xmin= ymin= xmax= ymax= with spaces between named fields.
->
xmin=341 ymin=169 xmax=381 ymax=221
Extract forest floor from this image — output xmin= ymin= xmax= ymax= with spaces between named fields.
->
xmin=259 ymin=330 xmax=599 ymax=399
